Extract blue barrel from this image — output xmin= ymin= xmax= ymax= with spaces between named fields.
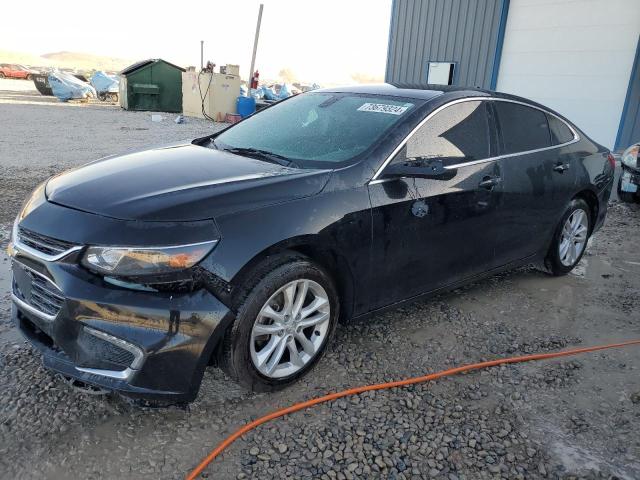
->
xmin=237 ymin=96 xmax=256 ymax=118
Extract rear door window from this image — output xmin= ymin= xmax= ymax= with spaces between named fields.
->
xmin=547 ymin=114 xmax=575 ymax=145
xmin=493 ymin=102 xmax=551 ymax=154
xmin=398 ymin=100 xmax=491 ymax=167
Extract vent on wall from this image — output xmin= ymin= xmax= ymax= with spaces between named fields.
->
xmin=427 ymin=62 xmax=455 ymax=85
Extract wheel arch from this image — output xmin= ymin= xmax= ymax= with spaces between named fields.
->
xmin=228 ymin=237 xmax=356 ymax=324
xmin=208 ymin=237 xmax=355 ymax=367
xmin=572 ymin=189 xmax=599 ymax=232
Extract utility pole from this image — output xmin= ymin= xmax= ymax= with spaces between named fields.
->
xmin=247 ymin=3 xmax=263 ymax=96
xmin=200 ymin=41 xmax=204 ymax=70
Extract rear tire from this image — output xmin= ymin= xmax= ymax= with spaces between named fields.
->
xmin=0 ymin=73 xmax=5 ymax=79
xmin=220 ymin=253 xmax=339 ymax=392
xmin=545 ymin=198 xmax=591 ymax=276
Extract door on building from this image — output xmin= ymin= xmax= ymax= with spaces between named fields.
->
xmin=367 ymin=100 xmax=504 ymax=310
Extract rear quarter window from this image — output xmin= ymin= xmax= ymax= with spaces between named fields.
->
xmin=494 ymin=102 xmax=551 ymax=154
xmin=547 ymin=114 xmax=575 ymax=145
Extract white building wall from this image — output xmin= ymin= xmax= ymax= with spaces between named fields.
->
xmin=496 ymin=0 xmax=640 ymax=149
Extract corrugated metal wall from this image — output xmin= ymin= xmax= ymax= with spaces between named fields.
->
xmin=616 ymin=36 xmax=640 ymax=150
xmin=386 ymin=0 xmax=508 ymax=89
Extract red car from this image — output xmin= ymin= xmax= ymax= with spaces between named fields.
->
xmin=0 ymin=64 xmax=38 ymax=80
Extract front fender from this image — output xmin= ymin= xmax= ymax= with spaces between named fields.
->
xmin=203 ymin=186 xmax=372 ymax=285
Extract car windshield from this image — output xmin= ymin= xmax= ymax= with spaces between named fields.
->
xmin=213 ymin=93 xmax=418 ymax=167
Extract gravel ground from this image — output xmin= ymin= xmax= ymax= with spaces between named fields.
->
xmin=1 ymin=79 xmax=639 ymax=480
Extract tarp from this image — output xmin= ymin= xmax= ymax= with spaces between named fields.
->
xmin=261 ymin=84 xmax=293 ymax=100
xmin=240 ymin=85 xmax=264 ymax=100
xmin=261 ymin=85 xmax=279 ymax=101
xmin=48 ymin=71 xmax=96 ymax=101
xmin=240 ymin=84 xmax=297 ymax=102
xmin=240 ymin=85 xmax=265 ymax=100
xmin=91 ymin=71 xmax=119 ymax=94
xmin=278 ymin=83 xmax=292 ymax=99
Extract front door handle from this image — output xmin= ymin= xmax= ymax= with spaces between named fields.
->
xmin=478 ymin=176 xmax=501 ymax=190
xmin=553 ymin=163 xmax=570 ymax=173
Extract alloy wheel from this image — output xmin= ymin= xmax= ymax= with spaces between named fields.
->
xmin=250 ymin=279 xmax=330 ymax=378
xmin=559 ymin=208 xmax=588 ymax=266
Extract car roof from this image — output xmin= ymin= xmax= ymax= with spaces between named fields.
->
xmin=313 ymin=83 xmax=575 ymax=121
xmin=315 ymin=82 xmax=495 ymax=100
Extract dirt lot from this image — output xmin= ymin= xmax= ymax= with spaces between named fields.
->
xmin=1 ymin=78 xmax=639 ymax=480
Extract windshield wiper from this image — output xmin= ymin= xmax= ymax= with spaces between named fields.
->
xmin=222 ymin=147 xmax=294 ymax=167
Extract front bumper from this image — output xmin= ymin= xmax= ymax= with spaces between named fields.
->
xmin=11 ymin=252 xmax=233 ymax=402
xmin=620 ymin=164 xmax=640 ymax=194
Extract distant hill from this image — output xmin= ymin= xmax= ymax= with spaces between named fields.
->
xmin=41 ymin=51 xmax=132 ymax=71
xmin=0 ymin=49 xmax=133 ymax=72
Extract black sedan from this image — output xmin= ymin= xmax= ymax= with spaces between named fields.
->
xmin=9 ymin=84 xmax=614 ymax=402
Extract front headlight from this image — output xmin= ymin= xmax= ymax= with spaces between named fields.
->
xmin=81 ymin=240 xmax=218 ymax=276
xmin=621 ymin=144 xmax=639 ymax=169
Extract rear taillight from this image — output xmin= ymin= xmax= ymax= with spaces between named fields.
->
xmin=607 ymin=153 xmax=616 ymax=170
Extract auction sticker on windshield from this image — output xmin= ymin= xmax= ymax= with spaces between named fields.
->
xmin=357 ymin=103 xmax=409 ymax=115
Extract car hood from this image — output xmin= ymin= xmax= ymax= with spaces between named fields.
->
xmin=46 ymin=144 xmax=332 ymax=221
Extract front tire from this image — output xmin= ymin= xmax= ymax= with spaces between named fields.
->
xmin=220 ymin=254 xmax=339 ymax=392
xmin=545 ymin=198 xmax=591 ymax=276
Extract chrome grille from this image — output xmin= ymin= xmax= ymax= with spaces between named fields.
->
xmin=12 ymin=265 xmax=65 ymax=318
xmin=17 ymin=227 xmax=77 ymax=257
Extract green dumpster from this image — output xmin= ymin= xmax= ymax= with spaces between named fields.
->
xmin=119 ymin=59 xmax=185 ymax=113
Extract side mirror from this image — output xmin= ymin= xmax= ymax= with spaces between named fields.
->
xmin=383 ymin=158 xmax=455 ymax=180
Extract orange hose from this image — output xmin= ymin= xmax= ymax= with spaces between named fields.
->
xmin=186 ymin=339 xmax=640 ymax=480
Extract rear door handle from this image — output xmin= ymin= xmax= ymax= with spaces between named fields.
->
xmin=478 ymin=176 xmax=501 ymax=189
xmin=553 ymin=163 xmax=570 ymax=173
